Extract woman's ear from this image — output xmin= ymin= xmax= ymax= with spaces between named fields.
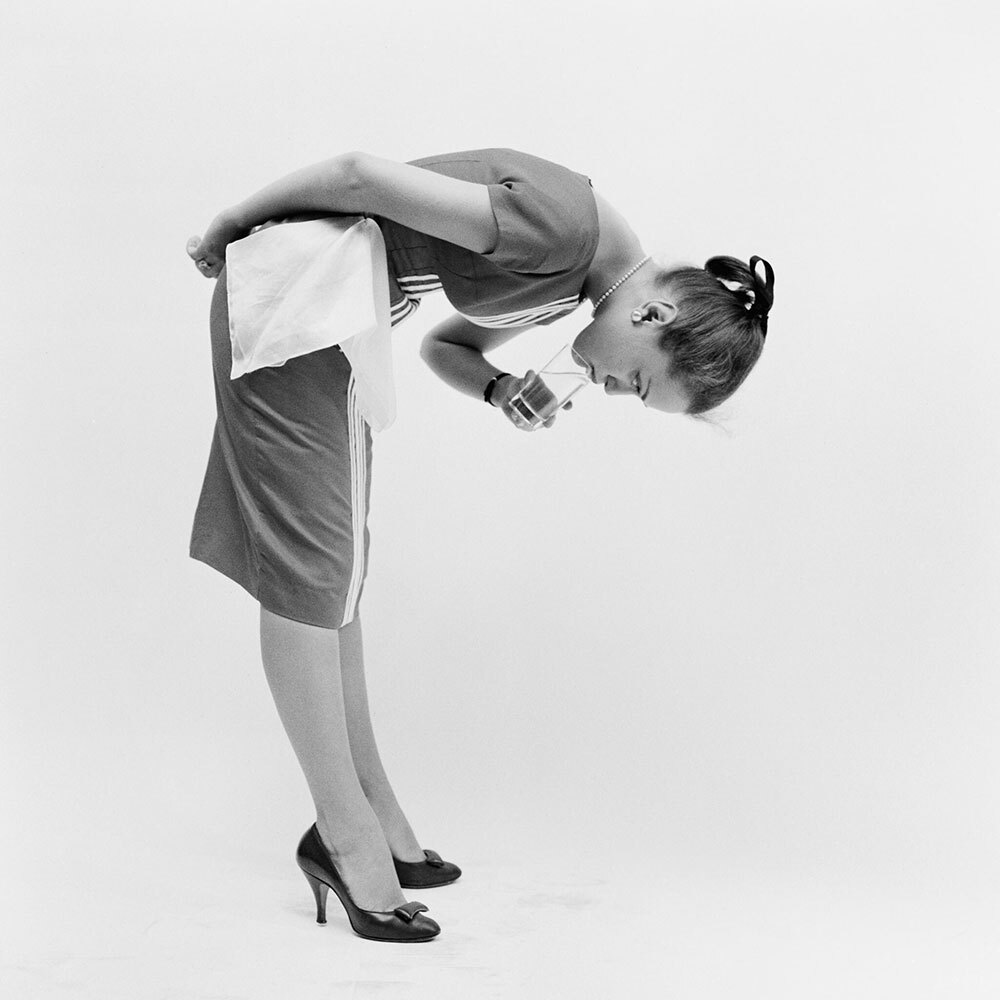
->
xmin=638 ymin=299 xmax=678 ymax=329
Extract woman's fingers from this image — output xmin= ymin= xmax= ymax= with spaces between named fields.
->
xmin=541 ymin=395 xmax=578 ymax=429
xmin=187 ymin=236 xmax=223 ymax=278
xmin=499 ymin=369 xmax=576 ymax=432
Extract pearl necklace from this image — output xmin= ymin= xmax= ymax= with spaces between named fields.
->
xmin=590 ymin=255 xmax=652 ymax=317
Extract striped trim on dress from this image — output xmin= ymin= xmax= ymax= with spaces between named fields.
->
xmin=390 ymin=271 xmax=443 ymax=327
xmin=396 ymin=273 xmax=443 ymax=298
xmin=341 ymin=373 xmax=368 ymax=628
xmin=457 ymin=295 xmax=581 ymax=328
xmin=390 ymin=296 xmax=419 ymax=326
xmin=389 ymin=276 xmax=582 ymax=330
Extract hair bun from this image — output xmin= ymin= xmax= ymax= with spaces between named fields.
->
xmin=704 ymin=255 xmax=744 ymax=283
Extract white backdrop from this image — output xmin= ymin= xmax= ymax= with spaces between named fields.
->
xmin=4 ymin=1 xmax=998 ymax=997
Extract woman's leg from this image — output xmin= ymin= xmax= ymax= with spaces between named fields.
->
xmin=338 ymin=613 xmax=426 ymax=862
xmin=258 ymin=605 xmax=406 ymax=911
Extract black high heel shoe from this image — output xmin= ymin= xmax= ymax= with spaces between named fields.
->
xmin=392 ymin=849 xmax=462 ymax=889
xmin=296 ymin=824 xmax=441 ymax=942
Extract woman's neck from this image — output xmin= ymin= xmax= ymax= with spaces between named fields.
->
xmin=582 ymin=188 xmax=647 ymax=306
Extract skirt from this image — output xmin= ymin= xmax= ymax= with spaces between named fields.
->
xmin=189 ymin=267 xmax=373 ymax=629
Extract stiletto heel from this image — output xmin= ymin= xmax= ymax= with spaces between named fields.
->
xmin=302 ymin=869 xmax=329 ymax=924
xmin=295 ymin=824 xmax=441 ymax=942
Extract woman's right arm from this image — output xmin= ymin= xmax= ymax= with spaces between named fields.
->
xmin=420 ymin=315 xmax=568 ymax=431
xmin=420 ymin=314 xmax=527 ymax=400
xmin=187 ymin=151 xmax=501 ymax=277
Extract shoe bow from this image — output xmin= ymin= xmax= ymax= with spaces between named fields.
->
xmin=393 ymin=901 xmax=429 ymax=922
xmin=423 ymin=850 xmax=445 ymax=867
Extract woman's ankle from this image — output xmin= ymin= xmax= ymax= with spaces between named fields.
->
xmin=363 ymin=797 xmax=424 ymax=861
xmin=315 ymin=810 xmax=386 ymax=860
xmin=313 ymin=814 xmax=407 ymax=910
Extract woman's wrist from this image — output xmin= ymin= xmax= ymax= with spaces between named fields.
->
xmin=486 ymin=373 xmax=514 ymax=405
xmin=222 ymin=203 xmax=257 ymax=236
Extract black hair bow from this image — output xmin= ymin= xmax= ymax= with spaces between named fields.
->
xmin=748 ymin=255 xmax=775 ymax=337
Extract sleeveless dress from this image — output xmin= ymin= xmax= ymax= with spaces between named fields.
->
xmin=188 ymin=148 xmax=600 ymax=628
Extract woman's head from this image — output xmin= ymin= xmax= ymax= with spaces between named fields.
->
xmin=572 ymin=254 xmax=775 ymax=416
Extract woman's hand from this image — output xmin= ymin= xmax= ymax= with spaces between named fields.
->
xmin=186 ymin=209 xmax=249 ymax=279
xmin=492 ymin=371 xmax=573 ymax=432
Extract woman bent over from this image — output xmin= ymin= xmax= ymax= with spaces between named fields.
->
xmin=186 ymin=147 xmax=775 ymax=942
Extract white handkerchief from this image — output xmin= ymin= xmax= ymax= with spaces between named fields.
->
xmin=225 ymin=215 xmax=397 ymax=432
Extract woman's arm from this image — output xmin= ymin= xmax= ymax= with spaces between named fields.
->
xmin=420 ymin=315 xmax=567 ymax=430
xmin=420 ymin=314 xmax=528 ymax=399
xmin=187 ymin=151 xmax=500 ymax=277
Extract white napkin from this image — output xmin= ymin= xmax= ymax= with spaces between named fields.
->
xmin=225 ymin=215 xmax=397 ymax=432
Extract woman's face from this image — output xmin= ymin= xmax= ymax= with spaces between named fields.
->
xmin=571 ymin=291 xmax=691 ymax=414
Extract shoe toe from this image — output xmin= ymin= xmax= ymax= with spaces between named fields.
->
xmin=438 ymin=861 xmax=461 ymax=881
xmin=411 ymin=913 xmax=441 ymax=938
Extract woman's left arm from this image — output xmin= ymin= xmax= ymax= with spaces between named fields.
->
xmin=188 ymin=154 xmax=361 ymax=276
xmin=187 ymin=151 xmax=500 ymax=277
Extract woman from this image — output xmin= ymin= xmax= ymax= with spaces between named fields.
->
xmin=186 ymin=147 xmax=774 ymax=943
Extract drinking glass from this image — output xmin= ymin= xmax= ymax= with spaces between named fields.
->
xmin=507 ymin=344 xmax=590 ymax=431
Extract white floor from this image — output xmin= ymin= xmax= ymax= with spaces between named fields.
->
xmin=5 ymin=829 xmax=997 ymax=1000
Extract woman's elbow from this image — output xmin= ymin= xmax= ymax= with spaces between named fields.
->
xmin=419 ymin=332 xmax=442 ymax=363
xmin=328 ymin=150 xmax=369 ymax=212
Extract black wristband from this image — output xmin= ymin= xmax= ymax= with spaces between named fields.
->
xmin=484 ymin=372 xmax=513 ymax=406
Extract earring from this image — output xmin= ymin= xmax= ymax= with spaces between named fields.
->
xmin=631 ymin=309 xmax=643 ymax=322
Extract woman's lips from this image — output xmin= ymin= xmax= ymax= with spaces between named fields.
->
xmin=577 ymin=352 xmax=597 ymax=383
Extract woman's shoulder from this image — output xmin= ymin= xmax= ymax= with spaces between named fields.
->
xmin=589 ymin=187 xmax=643 ymax=263
xmin=409 ymin=147 xmax=590 ymax=186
